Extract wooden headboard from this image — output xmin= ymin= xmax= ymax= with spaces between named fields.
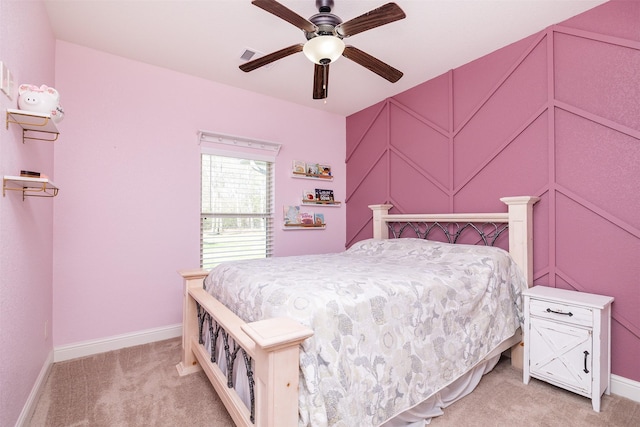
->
xmin=369 ymin=196 xmax=539 ymax=287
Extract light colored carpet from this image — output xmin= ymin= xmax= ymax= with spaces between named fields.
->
xmin=29 ymin=338 xmax=639 ymax=426
xmin=28 ymin=338 xmax=233 ymax=426
xmin=430 ymin=356 xmax=640 ymax=427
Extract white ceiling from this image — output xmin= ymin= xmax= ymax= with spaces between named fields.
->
xmin=43 ymin=0 xmax=606 ymax=117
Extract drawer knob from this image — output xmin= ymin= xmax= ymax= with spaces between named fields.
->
xmin=546 ymin=308 xmax=573 ymax=317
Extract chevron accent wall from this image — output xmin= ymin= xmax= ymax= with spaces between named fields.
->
xmin=345 ymin=1 xmax=639 ymax=382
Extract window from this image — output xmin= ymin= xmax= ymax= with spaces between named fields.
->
xmin=201 ymin=153 xmax=274 ymax=269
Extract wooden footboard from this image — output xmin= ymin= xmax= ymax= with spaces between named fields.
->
xmin=176 ymin=269 xmax=313 ymax=427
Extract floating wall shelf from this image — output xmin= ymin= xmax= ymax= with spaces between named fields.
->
xmin=291 ymin=172 xmax=333 ymax=181
xmin=301 ymin=200 xmax=341 ymax=207
xmin=282 ymin=224 xmax=326 ymax=230
xmin=3 ymin=175 xmax=59 ymax=199
xmin=6 ymin=108 xmax=59 ymax=142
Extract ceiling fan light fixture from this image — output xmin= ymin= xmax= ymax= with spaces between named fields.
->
xmin=303 ymin=35 xmax=345 ymax=64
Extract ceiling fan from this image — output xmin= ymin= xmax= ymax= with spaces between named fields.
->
xmin=240 ymin=0 xmax=406 ymax=100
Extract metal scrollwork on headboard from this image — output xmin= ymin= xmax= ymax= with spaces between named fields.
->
xmin=387 ymin=221 xmax=509 ymax=246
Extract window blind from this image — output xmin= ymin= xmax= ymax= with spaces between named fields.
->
xmin=201 ymin=154 xmax=274 ymax=269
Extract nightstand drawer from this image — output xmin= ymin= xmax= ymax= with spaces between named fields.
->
xmin=529 ymin=299 xmax=592 ymax=327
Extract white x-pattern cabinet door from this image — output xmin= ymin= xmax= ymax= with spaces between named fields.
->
xmin=529 ymin=317 xmax=592 ymax=394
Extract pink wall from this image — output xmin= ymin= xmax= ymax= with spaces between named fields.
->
xmin=346 ymin=0 xmax=640 ymax=382
xmin=52 ymin=41 xmax=345 ymax=347
xmin=0 ymin=1 xmax=56 ymax=425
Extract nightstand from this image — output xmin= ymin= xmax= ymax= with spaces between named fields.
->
xmin=522 ymin=286 xmax=614 ymax=412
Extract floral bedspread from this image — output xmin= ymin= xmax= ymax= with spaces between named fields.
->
xmin=203 ymin=238 xmax=527 ymax=426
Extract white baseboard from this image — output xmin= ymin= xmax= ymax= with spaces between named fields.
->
xmin=611 ymin=374 xmax=640 ymax=403
xmin=53 ymin=323 xmax=182 ymax=362
xmin=16 ymin=349 xmax=53 ymax=427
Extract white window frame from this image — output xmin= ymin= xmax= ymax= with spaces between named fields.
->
xmin=199 ymin=131 xmax=280 ymax=270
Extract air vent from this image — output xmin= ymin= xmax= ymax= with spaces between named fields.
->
xmin=239 ymin=48 xmax=274 ymax=69
xmin=240 ymin=49 xmax=257 ymax=61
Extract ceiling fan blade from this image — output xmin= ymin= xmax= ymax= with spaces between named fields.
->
xmin=336 ymin=2 xmax=406 ymax=37
xmin=342 ymin=45 xmax=403 ymax=83
xmin=239 ymin=44 xmax=304 ymax=72
xmin=251 ymin=0 xmax=317 ymax=33
xmin=313 ymin=63 xmax=329 ymax=100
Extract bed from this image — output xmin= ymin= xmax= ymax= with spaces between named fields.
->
xmin=177 ymin=196 xmax=539 ymax=426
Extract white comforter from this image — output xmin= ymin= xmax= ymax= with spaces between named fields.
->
xmin=204 ymin=238 xmax=527 ymax=426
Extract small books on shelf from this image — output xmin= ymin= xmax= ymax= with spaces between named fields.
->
xmin=303 ymin=190 xmax=316 ymax=202
xmin=302 ymin=189 xmax=339 ymax=205
xmin=283 ymin=205 xmax=325 ymax=227
xmin=315 ymin=188 xmax=334 ymax=202
xmin=292 ymin=160 xmax=332 ymax=178
xmin=19 ymin=170 xmax=49 ymax=179
xmin=318 ymin=164 xmax=331 ymax=177
xmin=20 ymin=170 xmax=41 ymax=178
xmin=313 ymin=212 xmax=324 ymax=226
xmin=299 ymin=211 xmax=314 ymax=225
xmin=284 ymin=205 xmax=300 ymax=225
xmin=292 ymin=160 xmax=306 ymax=174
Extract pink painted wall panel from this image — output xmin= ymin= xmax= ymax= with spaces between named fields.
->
xmin=390 ymin=104 xmax=450 ymax=190
xmin=452 ymin=33 xmax=542 ymax=131
xmin=455 ymin=114 xmax=549 ymax=212
xmin=346 ymin=0 xmax=640 ymax=381
xmin=555 ymin=194 xmax=640 ymax=377
xmin=346 ymin=158 xmax=388 ymax=242
xmin=346 ymin=100 xmax=383 ymax=156
xmin=555 ymin=110 xmax=640 ymax=227
xmin=0 ymin=1 xmax=56 ymax=425
xmin=557 ymin=0 xmax=640 ymax=41
xmin=346 ymin=107 xmax=389 ymax=197
xmin=389 ymin=151 xmax=450 ymax=214
xmin=393 ymin=72 xmax=450 ymax=132
xmin=453 ymin=40 xmax=548 ymax=189
xmin=555 ymin=32 xmax=640 ymax=130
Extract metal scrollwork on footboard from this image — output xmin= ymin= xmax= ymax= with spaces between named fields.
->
xmin=387 ymin=221 xmax=508 ymax=246
xmin=196 ymin=302 xmax=257 ymax=423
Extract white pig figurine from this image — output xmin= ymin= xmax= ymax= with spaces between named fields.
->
xmin=17 ymin=84 xmax=64 ymax=123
